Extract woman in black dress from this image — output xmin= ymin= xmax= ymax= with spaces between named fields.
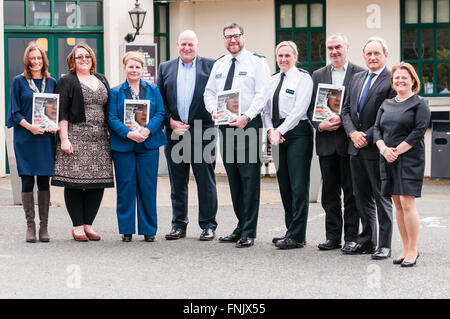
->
xmin=373 ymin=62 xmax=430 ymax=267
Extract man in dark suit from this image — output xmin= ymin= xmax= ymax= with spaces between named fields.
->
xmin=341 ymin=36 xmax=396 ymax=259
xmin=157 ymin=30 xmax=218 ymax=241
xmin=308 ymin=33 xmax=365 ymax=252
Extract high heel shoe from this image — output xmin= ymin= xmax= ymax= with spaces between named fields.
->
xmin=393 ymin=258 xmax=405 ymax=265
xmin=401 ymin=252 xmax=420 ymax=267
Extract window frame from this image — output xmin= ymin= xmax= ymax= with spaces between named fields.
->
xmin=275 ymin=0 xmax=326 ymax=73
xmin=3 ymin=0 xmax=103 ymax=32
xmin=400 ymin=0 xmax=450 ymax=97
xmin=153 ymin=1 xmax=170 ymax=66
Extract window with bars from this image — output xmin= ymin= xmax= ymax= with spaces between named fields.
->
xmin=275 ymin=0 xmax=326 ymax=74
xmin=401 ymin=0 xmax=450 ymax=96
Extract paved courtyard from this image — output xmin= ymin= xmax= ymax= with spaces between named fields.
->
xmin=0 ymin=175 xmax=449 ymax=299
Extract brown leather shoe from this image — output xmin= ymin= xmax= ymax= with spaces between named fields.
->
xmin=72 ymin=229 xmax=88 ymax=242
xmin=85 ymin=230 xmax=101 ymax=241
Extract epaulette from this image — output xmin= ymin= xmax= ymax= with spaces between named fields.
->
xmin=272 ymin=70 xmax=280 ymax=76
xmin=253 ymin=52 xmax=265 ymax=58
xmin=215 ymin=55 xmax=225 ymax=62
xmin=297 ymin=67 xmax=309 ymax=74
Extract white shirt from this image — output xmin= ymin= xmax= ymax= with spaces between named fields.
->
xmin=358 ymin=64 xmax=386 ymax=103
xmin=262 ymin=66 xmax=313 ymax=135
xmin=204 ymin=48 xmax=272 ymax=120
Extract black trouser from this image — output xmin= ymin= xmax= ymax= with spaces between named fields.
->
xmin=272 ymin=121 xmax=313 ymax=242
xmin=350 ymin=156 xmax=393 ymax=249
xmin=318 ymin=153 xmax=359 ymax=243
xmin=21 ymin=175 xmax=50 ymax=192
xmin=165 ymin=140 xmax=218 ymax=231
xmin=219 ymin=116 xmax=262 ymax=239
xmin=64 ymin=188 xmax=104 ymax=227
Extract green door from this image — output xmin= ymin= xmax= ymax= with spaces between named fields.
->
xmin=4 ymin=33 xmax=103 ymax=173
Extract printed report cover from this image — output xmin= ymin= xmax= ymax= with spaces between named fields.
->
xmin=215 ymin=89 xmax=240 ymax=125
xmin=124 ymin=99 xmax=150 ymax=131
xmin=312 ymin=83 xmax=345 ymax=122
xmin=32 ymin=93 xmax=59 ymax=130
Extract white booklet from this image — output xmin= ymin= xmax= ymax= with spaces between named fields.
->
xmin=124 ymin=99 xmax=150 ymax=131
xmin=215 ymin=89 xmax=240 ymax=125
xmin=32 ymin=93 xmax=59 ymax=130
xmin=312 ymin=83 xmax=345 ymax=122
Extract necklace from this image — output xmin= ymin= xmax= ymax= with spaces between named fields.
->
xmin=395 ymin=94 xmax=414 ymax=103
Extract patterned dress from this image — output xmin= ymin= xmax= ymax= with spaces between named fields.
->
xmin=52 ymin=81 xmax=114 ymax=189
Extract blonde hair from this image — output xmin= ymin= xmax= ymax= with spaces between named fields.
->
xmin=391 ymin=62 xmax=421 ymax=94
xmin=22 ymin=42 xmax=50 ymax=79
xmin=275 ymin=41 xmax=299 ymax=58
xmin=123 ymin=51 xmax=146 ymax=67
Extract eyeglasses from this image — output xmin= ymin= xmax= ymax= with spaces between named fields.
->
xmin=224 ymin=34 xmax=242 ymax=41
xmin=75 ymin=55 xmax=92 ymax=60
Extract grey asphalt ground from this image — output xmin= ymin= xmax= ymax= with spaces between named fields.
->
xmin=0 ymin=175 xmax=449 ymax=299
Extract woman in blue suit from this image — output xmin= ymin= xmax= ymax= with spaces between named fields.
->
xmin=108 ymin=51 xmax=167 ymax=242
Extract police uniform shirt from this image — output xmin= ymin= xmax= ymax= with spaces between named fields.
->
xmin=263 ymin=66 xmax=313 ymax=135
xmin=204 ymin=48 xmax=272 ymax=120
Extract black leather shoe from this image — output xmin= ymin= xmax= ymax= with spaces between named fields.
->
xmin=371 ymin=247 xmax=391 ymax=260
xmin=144 ymin=235 xmax=155 ymax=242
xmin=341 ymin=241 xmax=357 ymax=254
xmin=342 ymin=242 xmax=375 ymax=255
xmin=235 ymin=237 xmax=254 ymax=248
xmin=341 ymin=241 xmax=355 ymax=253
xmin=275 ymin=237 xmax=304 ymax=249
xmin=401 ymin=252 xmax=420 ymax=267
xmin=218 ymin=234 xmax=240 ymax=243
xmin=393 ymin=258 xmax=405 ymax=265
xmin=122 ymin=234 xmax=132 ymax=242
xmin=318 ymin=239 xmax=341 ymax=250
xmin=199 ymin=228 xmax=215 ymax=241
xmin=272 ymin=236 xmax=285 ymax=244
xmin=165 ymin=228 xmax=186 ymax=240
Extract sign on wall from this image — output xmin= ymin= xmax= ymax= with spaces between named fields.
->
xmin=124 ymin=44 xmax=157 ymax=84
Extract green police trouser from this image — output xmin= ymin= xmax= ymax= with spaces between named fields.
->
xmin=272 ymin=120 xmax=313 ymax=242
xmin=219 ymin=116 xmax=262 ymax=239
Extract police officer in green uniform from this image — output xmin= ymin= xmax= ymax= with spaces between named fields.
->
xmin=263 ymin=41 xmax=314 ymax=249
xmin=204 ymin=23 xmax=271 ymax=248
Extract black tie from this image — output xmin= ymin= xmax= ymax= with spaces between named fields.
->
xmin=272 ymin=73 xmax=285 ymax=128
xmin=223 ymin=58 xmax=236 ymax=91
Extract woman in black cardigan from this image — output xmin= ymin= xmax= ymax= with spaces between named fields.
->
xmin=52 ymin=43 xmax=114 ymax=241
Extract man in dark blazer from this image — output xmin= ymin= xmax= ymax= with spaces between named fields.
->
xmin=157 ymin=30 xmax=218 ymax=241
xmin=308 ymin=33 xmax=364 ymax=252
xmin=341 ymin=36 xmax=396 ymax=259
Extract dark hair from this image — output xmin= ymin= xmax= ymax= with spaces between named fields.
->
xmin=66 ymin=43 xmax=97 ymax=74
xmin=223 ymin=23 xmax=244 ymax=36
xmin=22 ymin=42 xmax=50 ymax=79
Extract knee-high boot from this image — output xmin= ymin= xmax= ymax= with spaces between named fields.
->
xmin=22 ymin=192 xmax=36 ymax=243
xmin=38 ymin=191 xmax=51 ymax=242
